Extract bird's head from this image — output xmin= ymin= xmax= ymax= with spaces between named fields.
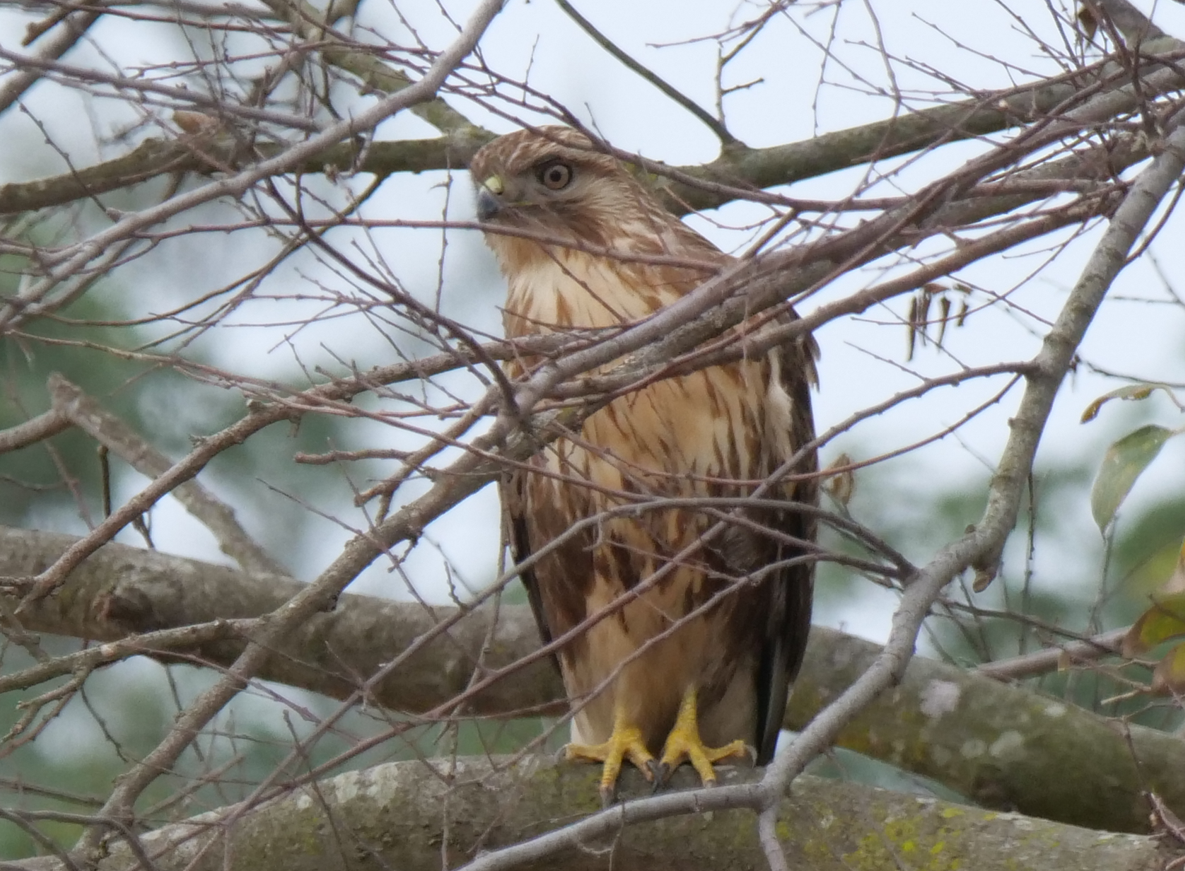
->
xmin=469 ymin=126 xmax=664 ymax=256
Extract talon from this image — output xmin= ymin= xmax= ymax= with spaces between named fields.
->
xmin=658 ymin=688 xmax=749 ymax=787
xmin=649 ymin=759 xmax=670 ymax=792
xmin=599 ymin=783 xmax=617 ymax=808
xmin=565 ymin=705 xmax=655 ymax=799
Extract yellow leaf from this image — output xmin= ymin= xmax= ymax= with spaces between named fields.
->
xmin=1081 ymin=382 xmax=1181 ymax=423
xmin=1123 ymin=592 xmax=1185 ymax=657
xmin=1077 ymin=6 xmax=1098 ymax=42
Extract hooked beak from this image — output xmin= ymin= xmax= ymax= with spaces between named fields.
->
xmin=476 ymin=175 xmax=504 ymax=221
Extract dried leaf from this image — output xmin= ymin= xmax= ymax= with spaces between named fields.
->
xmin=1090 ymin=424 xmax=1175 ymax=531
xmin=1081 ymin=382 xmax=1182 ymax=423
xmin=955 ymin=297 xmax=968 ymax=327
xmin=935 ymin=295 xmax=951 ymax=348
xmin=1151 ymin=643 xmax=1185 ymax=694
xmin=1123 ymin=592 xmax=1185 ymax=657
xmin=1077 ymin=5 xmax=1098 ymax=41
xmin=906 ymin=295 xmax=919 ymax=361
xmin=172 ymin=110 xmax=221 ymax=135
xmin=823 ymin=452 xmax=856 ymax=507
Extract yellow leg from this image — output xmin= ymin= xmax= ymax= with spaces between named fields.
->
xmin=657 ymin=687 xmax=749 ymax=786
xmin=565 ymin=704 xmax=655 ymax=804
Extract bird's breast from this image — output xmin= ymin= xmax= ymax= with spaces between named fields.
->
xmin=503 ymin=252 xmax=797 ymax=493
xmin=504 ymin=252 xmax=679 ymax=335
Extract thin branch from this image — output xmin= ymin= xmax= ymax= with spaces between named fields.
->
xmin=553 ymin=0 xmax=734 ymax=143
xmin=976 ymin=627 xmax=1128 ymax=680
xmin=0 ymin=0 xmax=503 ymax=332
xmin=45 ymin=375 xmax=285 ymax=576
xmin=0 ymin=9 xmax=101 ymax=116
xmin=56 ymin=1 xmax=510 ymax=857
xmin=256 ymin=0 xmax=481 ymax=136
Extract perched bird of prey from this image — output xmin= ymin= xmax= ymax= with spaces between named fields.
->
xmin=470 ymin=127 xmax=817 ymax=802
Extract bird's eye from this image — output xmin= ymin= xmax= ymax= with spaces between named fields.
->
xmin=537 ymin=161 xmax=573 ymax=190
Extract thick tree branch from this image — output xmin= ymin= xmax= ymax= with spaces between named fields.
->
xmin=3 ymin=526 xmax=1183 ymax=836
xmin=0 ymin=527 xmax=561 ymax=719
xmin=2 ymin=39 xmax=1181 ymax=219
xmin=5 ymin=757 xmax=1171 ymax=871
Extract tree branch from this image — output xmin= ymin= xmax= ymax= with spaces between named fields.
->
xmin=0 ymin=9 xmax=100 ymax=116
xmin=3 ymin=39 xmax=1181 ymax=219
xmin=3 ymin=526 xmax=1183 ymax=836
xmin=0 ymin=0 xmax=506 ymax=332
xmin=45 ymin=375 xmax=284 ymax=576
xmin=4 ymin=757 xmax=1170 ymax=871
xmin=25 ymin=2 xmax=513 ymax=858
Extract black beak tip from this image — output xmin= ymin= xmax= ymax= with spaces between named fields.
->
xmin=476 ymin=188 xmax=501 ymax=222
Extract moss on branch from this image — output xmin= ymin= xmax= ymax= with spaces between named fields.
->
xmin=2 ymin=527 xmax=1183 ymax=837
xmin=13 ymin=756 xmax=1170 ymax=871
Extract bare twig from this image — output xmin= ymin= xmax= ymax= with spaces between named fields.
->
xmin=553 ymin=0 xmax=734 ymax=143
xmin=46 ymin=374 xmax=285 ymax=575
xmin=0 ymin=9 xmax=101 ymax=116
xmin=58 ymin=1 xmax=510 ymax=858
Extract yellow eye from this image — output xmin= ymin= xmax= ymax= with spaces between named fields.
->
xmin=537 ymin=161 xmax=573 ymax=190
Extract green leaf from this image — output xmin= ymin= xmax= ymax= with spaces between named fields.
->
xmin=1123 ymin=592 xmax=1185 ymax=656
xmin=1081 ymin=382 xmax=1182 ymax=423
xmin=1090 ymin=424 xmax=1176 ymax=531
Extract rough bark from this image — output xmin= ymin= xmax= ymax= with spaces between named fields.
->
xmin=0 ymin=526 xmax=562 ymax=717
xmin=2 ymin=526 xmax=1181 ymax=835
xmin=784 ymin=632 xmax=1173 ymax=834
xmin=9 ymin=756 xmax=1174 ymax=871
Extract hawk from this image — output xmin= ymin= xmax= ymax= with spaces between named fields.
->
xmin=470 ymin=127 xmax=817 ymax=802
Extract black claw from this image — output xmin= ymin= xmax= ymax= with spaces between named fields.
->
xmin=648 ymin=760 xmax=671 ymax=792
xmin=599 ymin=784 xmax=617 ymax=808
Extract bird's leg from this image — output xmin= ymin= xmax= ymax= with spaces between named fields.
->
xmin=654 ymin=687 xmax=749 ymax=787
xmin=565 ymin=703 xmax=655 ymax=806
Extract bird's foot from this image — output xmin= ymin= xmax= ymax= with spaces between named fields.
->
xmin=565 ymin=723 xmax=655 ymax=807
xmin=654 ymin=734 xmax=750 ymax=788
xmin=653 ymin=687 xmax=752 ymax=789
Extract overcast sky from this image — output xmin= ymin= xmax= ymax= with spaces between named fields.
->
xmin=1 ymin=0 xmax=1184 ymax=646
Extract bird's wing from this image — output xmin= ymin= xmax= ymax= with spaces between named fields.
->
xmin=748 ymin=326 xmax=819 ymax=764
xmin=503 ymin=459 xmax=601 ymax=682
xmin=503 ymin=471 xmax=557 ymax=665
xmin=754 ymin=537 xmax=814 ymax=764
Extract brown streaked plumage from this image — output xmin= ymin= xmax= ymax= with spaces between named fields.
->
xmin=471 ymin=126 xmax=817 ymax=801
